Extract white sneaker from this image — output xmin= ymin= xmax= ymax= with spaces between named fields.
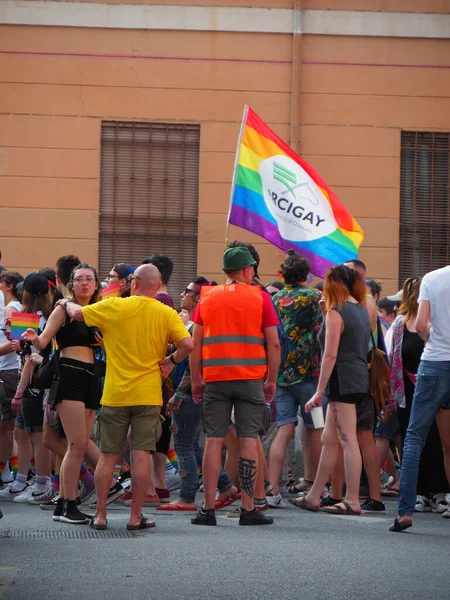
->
xmin=266 ymin=492 xmax=286 ymax=508
xmin=442 ymin=507 xmax=450 ymax=519
xmin=167 ymin=472 xmax=181 ymax=492
xmin=13 ymin=482 xmax=37 ymax=503
xmin=28 ymin=486 xmax=55 ymax=505
xmin=2 ymin=465 xmax=14 ymax=484
xmin=0 ymin=482 xmax=27 ymax=502
xmin=431 ymin=492 xmax=449 ymax=513
xmin=414 ymin=495 xmax=431 ymax=513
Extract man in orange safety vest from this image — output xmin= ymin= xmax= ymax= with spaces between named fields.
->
xmin=190 ymin=246 xmax=280 ymax=526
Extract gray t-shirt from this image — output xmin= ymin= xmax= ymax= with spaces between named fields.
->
xmin=418 ymin=265 xmax=450 ymax=361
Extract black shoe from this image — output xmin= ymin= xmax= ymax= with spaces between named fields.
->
xmin=118 ymin=471 xmax=131 ymax=485
xmin=239 ymin=507 xmax=274 ymax=526
xmin=191 ymin=508 xmax=217 ymax=526
xmin=59 ymin=500 xmax=92 ymax=524
xmin=320 ymin=495 xmax=342 ymax=508
xmin=52 ymin=497 xmax=65 ymax=522
xmin=0 ymin=508 xmax=3 ymax=519
xmin=361 ymin=498 xmax=386 ymax=513
xmin=89 ymin=481 xmax=125 ymax=508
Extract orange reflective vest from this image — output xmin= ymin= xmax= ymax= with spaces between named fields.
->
xmin=199 ymin=283 xmax=267 ymax=382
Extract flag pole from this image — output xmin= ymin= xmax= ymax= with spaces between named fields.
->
xmin=225 ymin=104 xmax=249 ymax=250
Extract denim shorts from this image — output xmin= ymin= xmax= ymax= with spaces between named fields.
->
xmin=275 ymin=380 xmax=318 ymax=429
xmin=374 ymin=411 xmax=399 ymax=441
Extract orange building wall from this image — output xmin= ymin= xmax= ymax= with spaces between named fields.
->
xmin=1 ymin=16 xmax=450 ymax=293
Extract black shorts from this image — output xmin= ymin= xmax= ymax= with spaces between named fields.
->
xmin=155 ymin=415 xmax=171 ymax=456
xmin=328 ymin=377 xmax=374 ymax=432
xmin=15 ymin=391 xmax=44 ymax=433
xmin=54 ymin=358 xmax=101 ymax=411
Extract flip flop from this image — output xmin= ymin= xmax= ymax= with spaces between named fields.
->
xmin=90 ymin=518 xmax=108 ymax=530
xmin=382 ymin=488 xmax=400 ymax=497
xmin=321 ymin=500 xmax=361 ymax=516
xmin=126 ymin=516 xmax=156 ymax=530
xmin=389 ymin=517 xmax=412 ymax=533
xmin=288 ymin=495 xmax=319 ymax=512
xmin=215 ymin=493 xmax=241 ymax=510
xmin=157 ymin=503 xmax=197 ymax=512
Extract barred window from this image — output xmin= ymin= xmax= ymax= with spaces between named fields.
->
xmin=399 ymin=131 xmax=450 ymax=286
xmin=99 ymin=121 xmax=200 ymax=303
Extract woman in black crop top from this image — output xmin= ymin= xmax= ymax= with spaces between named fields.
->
xmin=23 ymin=264 xmax=102 ymax=525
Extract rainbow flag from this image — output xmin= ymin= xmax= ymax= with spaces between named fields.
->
xmin=101 ymin=282 xmax=120 ymax=300
xmin=10 ymin=312 xmax=41 ymax=341
xmin=228 ymin=106 xmax=364 ymax=277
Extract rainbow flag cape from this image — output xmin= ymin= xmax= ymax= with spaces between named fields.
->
xmin=101 ymin=282 xmax=120 ymax=300
xmin=10 ymin=312 xmax=41 ymax=341
xmin=228 ymin=106 xmax=364 ymax=277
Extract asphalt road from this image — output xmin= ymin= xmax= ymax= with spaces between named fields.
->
xmin=0 ymin=494 xmax=448 ymax=600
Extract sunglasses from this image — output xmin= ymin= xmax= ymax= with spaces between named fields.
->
xmin=129 ymin=274 xmax=143 ymax=282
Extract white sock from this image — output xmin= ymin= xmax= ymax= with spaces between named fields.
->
xmin=11 ymin=476 xmax=27 ymax=492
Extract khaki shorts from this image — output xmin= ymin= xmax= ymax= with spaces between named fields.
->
xmin=95 ymin=405 xmax=163 ymax=453
xmin=203 ymin=379 xmax=266 ymax=439
xmin=0 ymin=369 xmax=19 ymax=421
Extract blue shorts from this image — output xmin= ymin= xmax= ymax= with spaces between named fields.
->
xmin=374 ymin=411 xmax=399 ymax=441
xmin=275 ymin=380 xmax=321 ymax=429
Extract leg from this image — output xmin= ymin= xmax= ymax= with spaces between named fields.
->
xmin=172 ymin=399 xmax=201 ymax=505
xmin=268 ymin=423 xmax=295 ymax=495
xmin=13 ymin=426 xmax=32 ymax=490
xmin=358 ymin=430 xmax=382 ymax=502
xmin=224 ymin=427 xmax=239 ymax=487
xmin=329 ymin=445 xmax=344 ymax=500
xmin=93 ymin=452 xmax=118 ymax=526
xmin=0 ymin=419 xmax=15 ymax=469
xmin=306 ymin=405 xmax=340 ymax=507
xmin=332 ymin=402 xmax=361 ymax=509
xmin=56 ymin=401 xmax=88 ymax=500
xmin=202 ymin=437 xmax=225 ymax=509
xmin=255 ymin=437 xmax=266 ymax=500
xmin=435 ymin=409 xmax=450 ymax=491
xmin=30 ymin=431 xmax=52 ymax=483
xmin=128 ymin=450 xmax=151 ymax=526
xmin=238 ymin=437 xmax=258 ymax=511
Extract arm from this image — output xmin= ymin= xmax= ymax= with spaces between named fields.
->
xmin=189 ymin=324 xmax=204 ymax=403
xmin=306 ymin=309 xmax=342 ymax=410
xmin=263 ymin=325 xmax=280 ymax=402
xmin=366 ymin=295 xmax=378 ymax=332
xmin=0 ymin=341 xmax=14 ymax=356
xmin=66 ymin=301 xmax=85 ymax=322
xmin=416 ymin=300 xmax=431 ymax=342
xmin=21 ymin=305 xmax=66 ymax=350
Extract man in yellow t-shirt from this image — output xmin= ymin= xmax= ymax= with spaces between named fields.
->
xmin=65 ymin=264 xmax=193 ymax=530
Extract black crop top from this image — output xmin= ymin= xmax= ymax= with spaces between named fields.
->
xmin=56 ymin=313 xmax=96 ymax=350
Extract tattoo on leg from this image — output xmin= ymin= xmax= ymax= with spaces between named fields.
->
xmin=238 ymin=457 xmax=257 ymax=498
xmin=332 ymin=403 xmax=348 ymax=443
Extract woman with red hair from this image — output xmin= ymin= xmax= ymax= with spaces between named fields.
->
xmin=290 ymin=264 xmax=371 ymax=515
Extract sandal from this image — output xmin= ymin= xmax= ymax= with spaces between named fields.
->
xmin=157 ymin=502 xmax=197 ymax=512
xmin=288 ymin=478 xmax=313 ymax=495
xmin=288 ymin=496 xmax=319 ymax=512
xmin=126 ymin=515 xmax=156 ymax=530
xmin=389 ymin=517 xmax=412 ymax=533
xmin=215 ymin=493 xmax=241 ymax=510
xmin=321 ymin=500 xmax=361 ymax=516
xmin=90 ymin=518 xmax=108 ymax=530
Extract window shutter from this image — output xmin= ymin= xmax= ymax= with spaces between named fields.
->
xmin=399 ymin=131 xmax=450 ymax=286
xmin=99 ymin=122 xmax=200 ymax=305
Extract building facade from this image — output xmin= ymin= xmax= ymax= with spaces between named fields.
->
xmin=1 ymin=0 xmax=449 ymax=298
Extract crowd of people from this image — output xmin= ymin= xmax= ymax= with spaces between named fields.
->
xmin=0 ymin=244 xmax=448 ymax=532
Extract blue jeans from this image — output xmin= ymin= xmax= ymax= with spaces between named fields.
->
xmin=172 ymin=396 xmax=232 ymax=503
xmin=398 ymin=360 xmax=450 ymax=516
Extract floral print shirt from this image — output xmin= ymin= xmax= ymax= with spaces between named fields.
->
xmin=273 ymin=285 xmax=322 ymax=386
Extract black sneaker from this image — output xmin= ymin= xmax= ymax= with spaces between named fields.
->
xmin=52 ymin=497 xmax=65 ymax=522
xmin=239 ymin=507 xmax=274 ymax=526
xmin=191 ymin=508 xmax=217 ymax=526
xmin=89 ymin=481 xmax=125 ymax=508
xmin=59 ymin=500 xmax=92 ymax=524
xmin=361 ymin=498 xmax=386 ymax=513
xmin=118 ymin=471 xmax=131 ymax=485
xmin=320 ymin=495 xmax=342 ymax=508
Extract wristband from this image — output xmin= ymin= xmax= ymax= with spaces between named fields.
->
xmin=169 ymin=354 xmax=179 ymax=365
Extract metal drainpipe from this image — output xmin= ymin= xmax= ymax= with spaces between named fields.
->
xmin=289 ymin=0 xmax=302 ymax=154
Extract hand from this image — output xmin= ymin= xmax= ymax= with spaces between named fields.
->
xmin=319 ymin=296 xmax=326 ymax=316
xmin=55 ymin=299 xmax=69 ymax=309
xmin=11 ymin=396 xmax=23 ymax=413
xmin=159 ymin=356 xmax=175 ymax=378
xmin=305 ymin=391 xmax=323 ymax=413
xmin=263 ymin=381 xmax=276 ymax=403
xmin=21 ymin=328 xmax=38 ymax=344
xmin=167 ymin=395 xmax=183 ymax=415
xmin=30 ymin=353 xmax=43 ymax=367
xmin=10 ymin=340 xmax=21 ymax=352
xmin=94 ymin=332 xmax=105 ymax=350
xmin=192 ymin=382 xmax=205 ymax=404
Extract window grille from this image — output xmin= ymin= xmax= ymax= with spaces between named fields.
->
xmin=399 ymin=131 xmax=450 ymax=286
xmin=99 ymin=121 xmax=200 ymax=304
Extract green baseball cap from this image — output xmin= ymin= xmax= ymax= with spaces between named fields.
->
xmin=222 ymin=247 xmax=257 ymax=271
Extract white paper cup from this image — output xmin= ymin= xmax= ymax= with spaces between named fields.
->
xmin=310 ymin=406 xmax=325 ymax=429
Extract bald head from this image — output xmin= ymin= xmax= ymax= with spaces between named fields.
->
xmin=133 ymin=264 xmax=162 ymax=297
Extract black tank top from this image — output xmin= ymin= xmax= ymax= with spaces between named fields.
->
xmin=56 ymin=313 xmax=96 ymax=350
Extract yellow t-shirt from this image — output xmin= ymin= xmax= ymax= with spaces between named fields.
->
xmin=82 ymin=296 xmax=190 ymax=407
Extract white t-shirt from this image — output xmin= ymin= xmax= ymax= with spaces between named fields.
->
xmin=418 ymin=265 xmax=450 ymax=361
xmin=0 ymin=299 xmax=22 ymax=370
